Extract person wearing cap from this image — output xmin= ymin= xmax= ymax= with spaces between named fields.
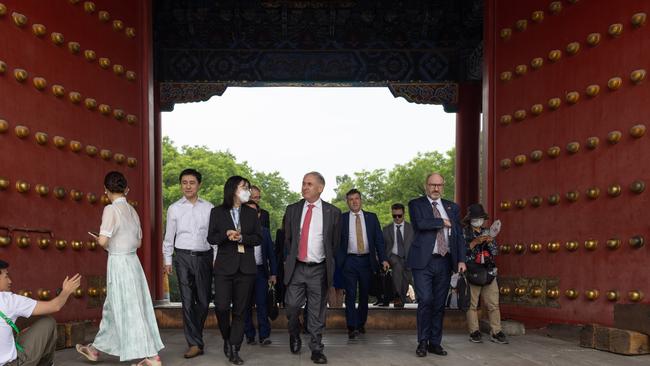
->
xmin=0 ymin=259 xmax=81 ymax=366
xmin=462 ymin=203 xmax=508 ymax=345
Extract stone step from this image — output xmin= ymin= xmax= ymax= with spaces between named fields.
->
xmin=154 ymin=303 xmax=468 ymax=330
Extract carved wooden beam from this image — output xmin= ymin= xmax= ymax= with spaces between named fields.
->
xmin=388 ymin=82 xmax=458 ymax=106
xmin=159 ymin=82 xmax=228 ymax=112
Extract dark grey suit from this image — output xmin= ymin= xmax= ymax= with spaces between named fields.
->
xmin=283 ymin=199 xmax=341 ymax=353
xmin=382 ymin=221 xmax=414 ymax=303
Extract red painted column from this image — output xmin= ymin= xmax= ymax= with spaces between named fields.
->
xmin=153 ymin=83 xmax=164 ymax=300
xmin=139 ymin=0 xmax=158 ymax=295
xmin=455 ymin=83 xmax=482 ymax=216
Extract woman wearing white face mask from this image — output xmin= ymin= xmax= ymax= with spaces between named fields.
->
xmin=461 ymin=204 xmax=508 ymax=346
xmin=208 ymin=176 xmax=262 ymax=365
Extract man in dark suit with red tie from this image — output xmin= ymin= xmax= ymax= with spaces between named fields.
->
xmin=408 ymin=172 xmax=467 ymax=357
xmin=283 ymin=172 xmax=341 ymax=364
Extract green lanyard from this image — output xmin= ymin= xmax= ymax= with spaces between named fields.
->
xmin=0 ymin=310 xmax=24 ymax=353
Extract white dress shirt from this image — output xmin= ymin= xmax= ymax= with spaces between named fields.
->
xmin=254 ymin=244 xmax=263 ymax=265
xmin=347 ymin=210 xmax=369 ymax=254
xmin=300 ymin=198 xmax=325 ymax=263
xmin=427 ymin=196 xmax=450 ymax=254
xmin=392 ymin=223 xmax=405 ymax=255
xmin=162 ymin=196 xmax=214 ymax=265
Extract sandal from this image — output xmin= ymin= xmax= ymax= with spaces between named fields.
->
xmin=131 ymin=356 xmax=161 ymax=366
xmin=75 ymin=343 xmax=99 ymax=362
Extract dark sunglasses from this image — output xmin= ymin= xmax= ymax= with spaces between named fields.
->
xmin=392 ymin=214 xmax=403 ymax=218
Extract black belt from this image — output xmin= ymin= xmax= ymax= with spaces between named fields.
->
xmin=432 ymin=253 xmax=449 ymax=258
xmin=297 ymin=260 xmax=325 ymax=267
xmin=175 ymin=248 xmax=213 ymax=256
xmin=347 ymin=253 xmax=369 ymax=257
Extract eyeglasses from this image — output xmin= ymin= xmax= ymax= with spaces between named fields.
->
xmin=392 ymin=214 xmax=403 ymax=218
xmin=428 ymin=184 xmax=444 ymax=188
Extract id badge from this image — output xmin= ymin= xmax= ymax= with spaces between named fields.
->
xmin=238 ymin=244 xmax=245 ymax=253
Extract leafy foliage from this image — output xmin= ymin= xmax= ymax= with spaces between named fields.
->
xmin=332 ymin=148 xmax=456 ymax=226
xmin=162 ymin=137 xmax=299 ymax=233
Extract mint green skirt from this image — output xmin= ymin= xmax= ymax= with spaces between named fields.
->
xmin=92 ymin=253 xmax=164 ymax=361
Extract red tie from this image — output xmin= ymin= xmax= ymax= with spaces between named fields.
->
xmin=298 ymin=204 xmax=315 ymax=261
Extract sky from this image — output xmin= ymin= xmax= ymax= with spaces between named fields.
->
xmin=162 ymin=87 xmax=455 ymax=200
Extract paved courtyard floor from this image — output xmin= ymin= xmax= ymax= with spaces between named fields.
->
xmin=55 ymin=329 xmax=650 ymax=366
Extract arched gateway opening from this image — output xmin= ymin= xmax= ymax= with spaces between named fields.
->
xmin=1 ymin=0 xmax=649 ymax=342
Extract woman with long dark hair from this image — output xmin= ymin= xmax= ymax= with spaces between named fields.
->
xmin=208 ymin=176 xmax=261 ymax=365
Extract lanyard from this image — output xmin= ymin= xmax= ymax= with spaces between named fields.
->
xmin=230 ymin=208 xmax=241 ymax=231
xmin=0 ymin=309 xmax=25 ymax=353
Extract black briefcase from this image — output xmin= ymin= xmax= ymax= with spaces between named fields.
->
xmin=266 ymin=284 xmax=279 ymax=321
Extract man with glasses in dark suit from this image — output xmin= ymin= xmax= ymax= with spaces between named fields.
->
xmin=382 ymin=203 xmax=414 ymax=308
xmin=408 ymin=173 xmax=467 ymax=358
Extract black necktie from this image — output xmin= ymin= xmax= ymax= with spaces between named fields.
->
xmin=396 ymin=224 xmax=405 ymax=257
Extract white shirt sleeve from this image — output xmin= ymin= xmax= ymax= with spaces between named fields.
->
xmin=11 ymin=294 xmax=37 ymax=319
xmin=99 ymin=205 xmax=117 ymax=238
xmin=162 ymin=205 xmax=177 ymax=266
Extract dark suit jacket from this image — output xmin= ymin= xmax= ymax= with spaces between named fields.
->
xmin=207 ymin=204 xmax=262 ymax=275
xmin=336 ymin=210 xmax=386 ymax=272
xmin=259 ymin=208 xmax=270 ymax=229
xmin=283 ymin=199 xmax=341 ymax=287
xmin=406 ymin=196 xmax=466 ymax=271
xmin=260 ymin=226 xmax=278 ymax=277
xmin=382 ymin=221 xmax=414 ymax=260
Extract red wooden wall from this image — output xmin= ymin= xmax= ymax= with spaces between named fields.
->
xmin=486 ymin=0 xmax=650 ymax=325
xmin=0 ymin=0 xmax=155 ymax=323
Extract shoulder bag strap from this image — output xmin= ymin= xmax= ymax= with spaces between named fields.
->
xmin=0 ymin=309 xmax=24 ymax=353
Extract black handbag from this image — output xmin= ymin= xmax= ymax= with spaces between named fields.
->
xmin=465 ymin=262 xmax=495 ymax=286
xmin=266 ymin=284 xmax=279 ymax=321
xmin=456 ymin=273 xmax=471 ymax=311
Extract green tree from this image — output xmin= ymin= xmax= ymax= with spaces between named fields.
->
xmin=252 ymin=171 xmax=301 ymax=231
xmin=162 ymin=137 xmax=297 ymax=233
xmin=332 ymin=148 xmax=455 ymax=226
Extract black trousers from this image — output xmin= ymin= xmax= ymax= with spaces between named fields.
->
xmin=174 ymin=249 xmax=213 ymax=349
xmin=214 ymin=270 xmax=256 ymax=346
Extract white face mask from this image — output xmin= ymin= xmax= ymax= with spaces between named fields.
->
xmin=237 ymin=189 xmax=251 ymax=203
xmin=471 ymin=218 xmax=485 ymax=228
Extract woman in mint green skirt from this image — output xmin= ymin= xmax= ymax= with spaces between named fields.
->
xmin=76 ymin=171 xmax=164 ymax=366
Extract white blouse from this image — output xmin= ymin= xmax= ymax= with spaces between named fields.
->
xmin=100 ymin=197 xmax=143 ymax=254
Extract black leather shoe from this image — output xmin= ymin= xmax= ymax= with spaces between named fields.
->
xmin=427 ymin=343 xmax=448 ymax=356
xmin=348 ymin=329 xmax=359 ymax=339
xmin=416 ymin=341 xmax=428 ymax=357
xmin=357 ymin=326 xmax=366 ymax=334
xmin=259 ymin=337 xmax=272 ymax=346
xmin=246 ymin=337 xmax=257 ymax=345
xmin=290 ymin=335 xmax=302 ymax=354
xmin=223 ymin=340 xmax=231 ymax=359
xmin=311 ymin=351 xmax=328 ymax=364
xmin=229 ymin=344 xmax=244 ymax=365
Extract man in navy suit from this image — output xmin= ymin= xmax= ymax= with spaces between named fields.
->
xmin=336 ymin=189 xmax=389 ymax=339
xmin=407 ymin=173 xmax=467 ymax=357
xmin=243 ymin=201 xmax=278 ymax=346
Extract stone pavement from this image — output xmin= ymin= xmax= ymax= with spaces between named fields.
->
xmin=55 ymin=329 xmax=650 ymax=366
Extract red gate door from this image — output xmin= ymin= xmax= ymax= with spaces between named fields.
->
xmin=486 ymin=0 xmax=650 ymax=326
xmin=0 ymin=0 xmax=155 ymax=322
